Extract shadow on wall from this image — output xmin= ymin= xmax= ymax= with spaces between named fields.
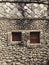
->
xmin=47 ymin=60 xmax=49 ymax=65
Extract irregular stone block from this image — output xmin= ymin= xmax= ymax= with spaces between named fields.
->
xmin=2 ymin=62 xmax=7 ymax=65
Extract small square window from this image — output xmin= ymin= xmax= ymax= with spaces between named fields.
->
xmin=30 ymin=32 xmax=40 ymax=43
xmin=12 ymin=32 xmax=22 ymax=41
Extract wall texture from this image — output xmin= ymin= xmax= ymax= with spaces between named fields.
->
xmin=0 ymin=0 xmax=49 ymax=65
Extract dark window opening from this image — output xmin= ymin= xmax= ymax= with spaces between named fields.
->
xmin=30 ymin=32 xmax=40 ymax=43
xmin=12 ymin=32 xmax=22 ymax=41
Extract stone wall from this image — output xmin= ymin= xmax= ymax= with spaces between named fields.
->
xmin=0 ymin=0 xmax=48 ymax=2
xmin=0 ymin=3 xmax=48 ymax=18
xmin=0 ymin=0 xmax=49 ymax=65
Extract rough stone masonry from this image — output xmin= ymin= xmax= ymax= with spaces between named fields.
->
xmin=0 ymin=0 xmax=49 ymax=65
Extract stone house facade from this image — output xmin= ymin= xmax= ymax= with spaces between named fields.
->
xmin=0 ymin=0 xmax=49 ymax=65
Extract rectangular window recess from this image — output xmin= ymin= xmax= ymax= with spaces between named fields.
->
xmin=8 ymin=30 xmax=41 ymax=45
xmin=12 ymin=32 xmax=22 ymax=42
xmin=30 ymin=32 xmax=40 ymax=44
